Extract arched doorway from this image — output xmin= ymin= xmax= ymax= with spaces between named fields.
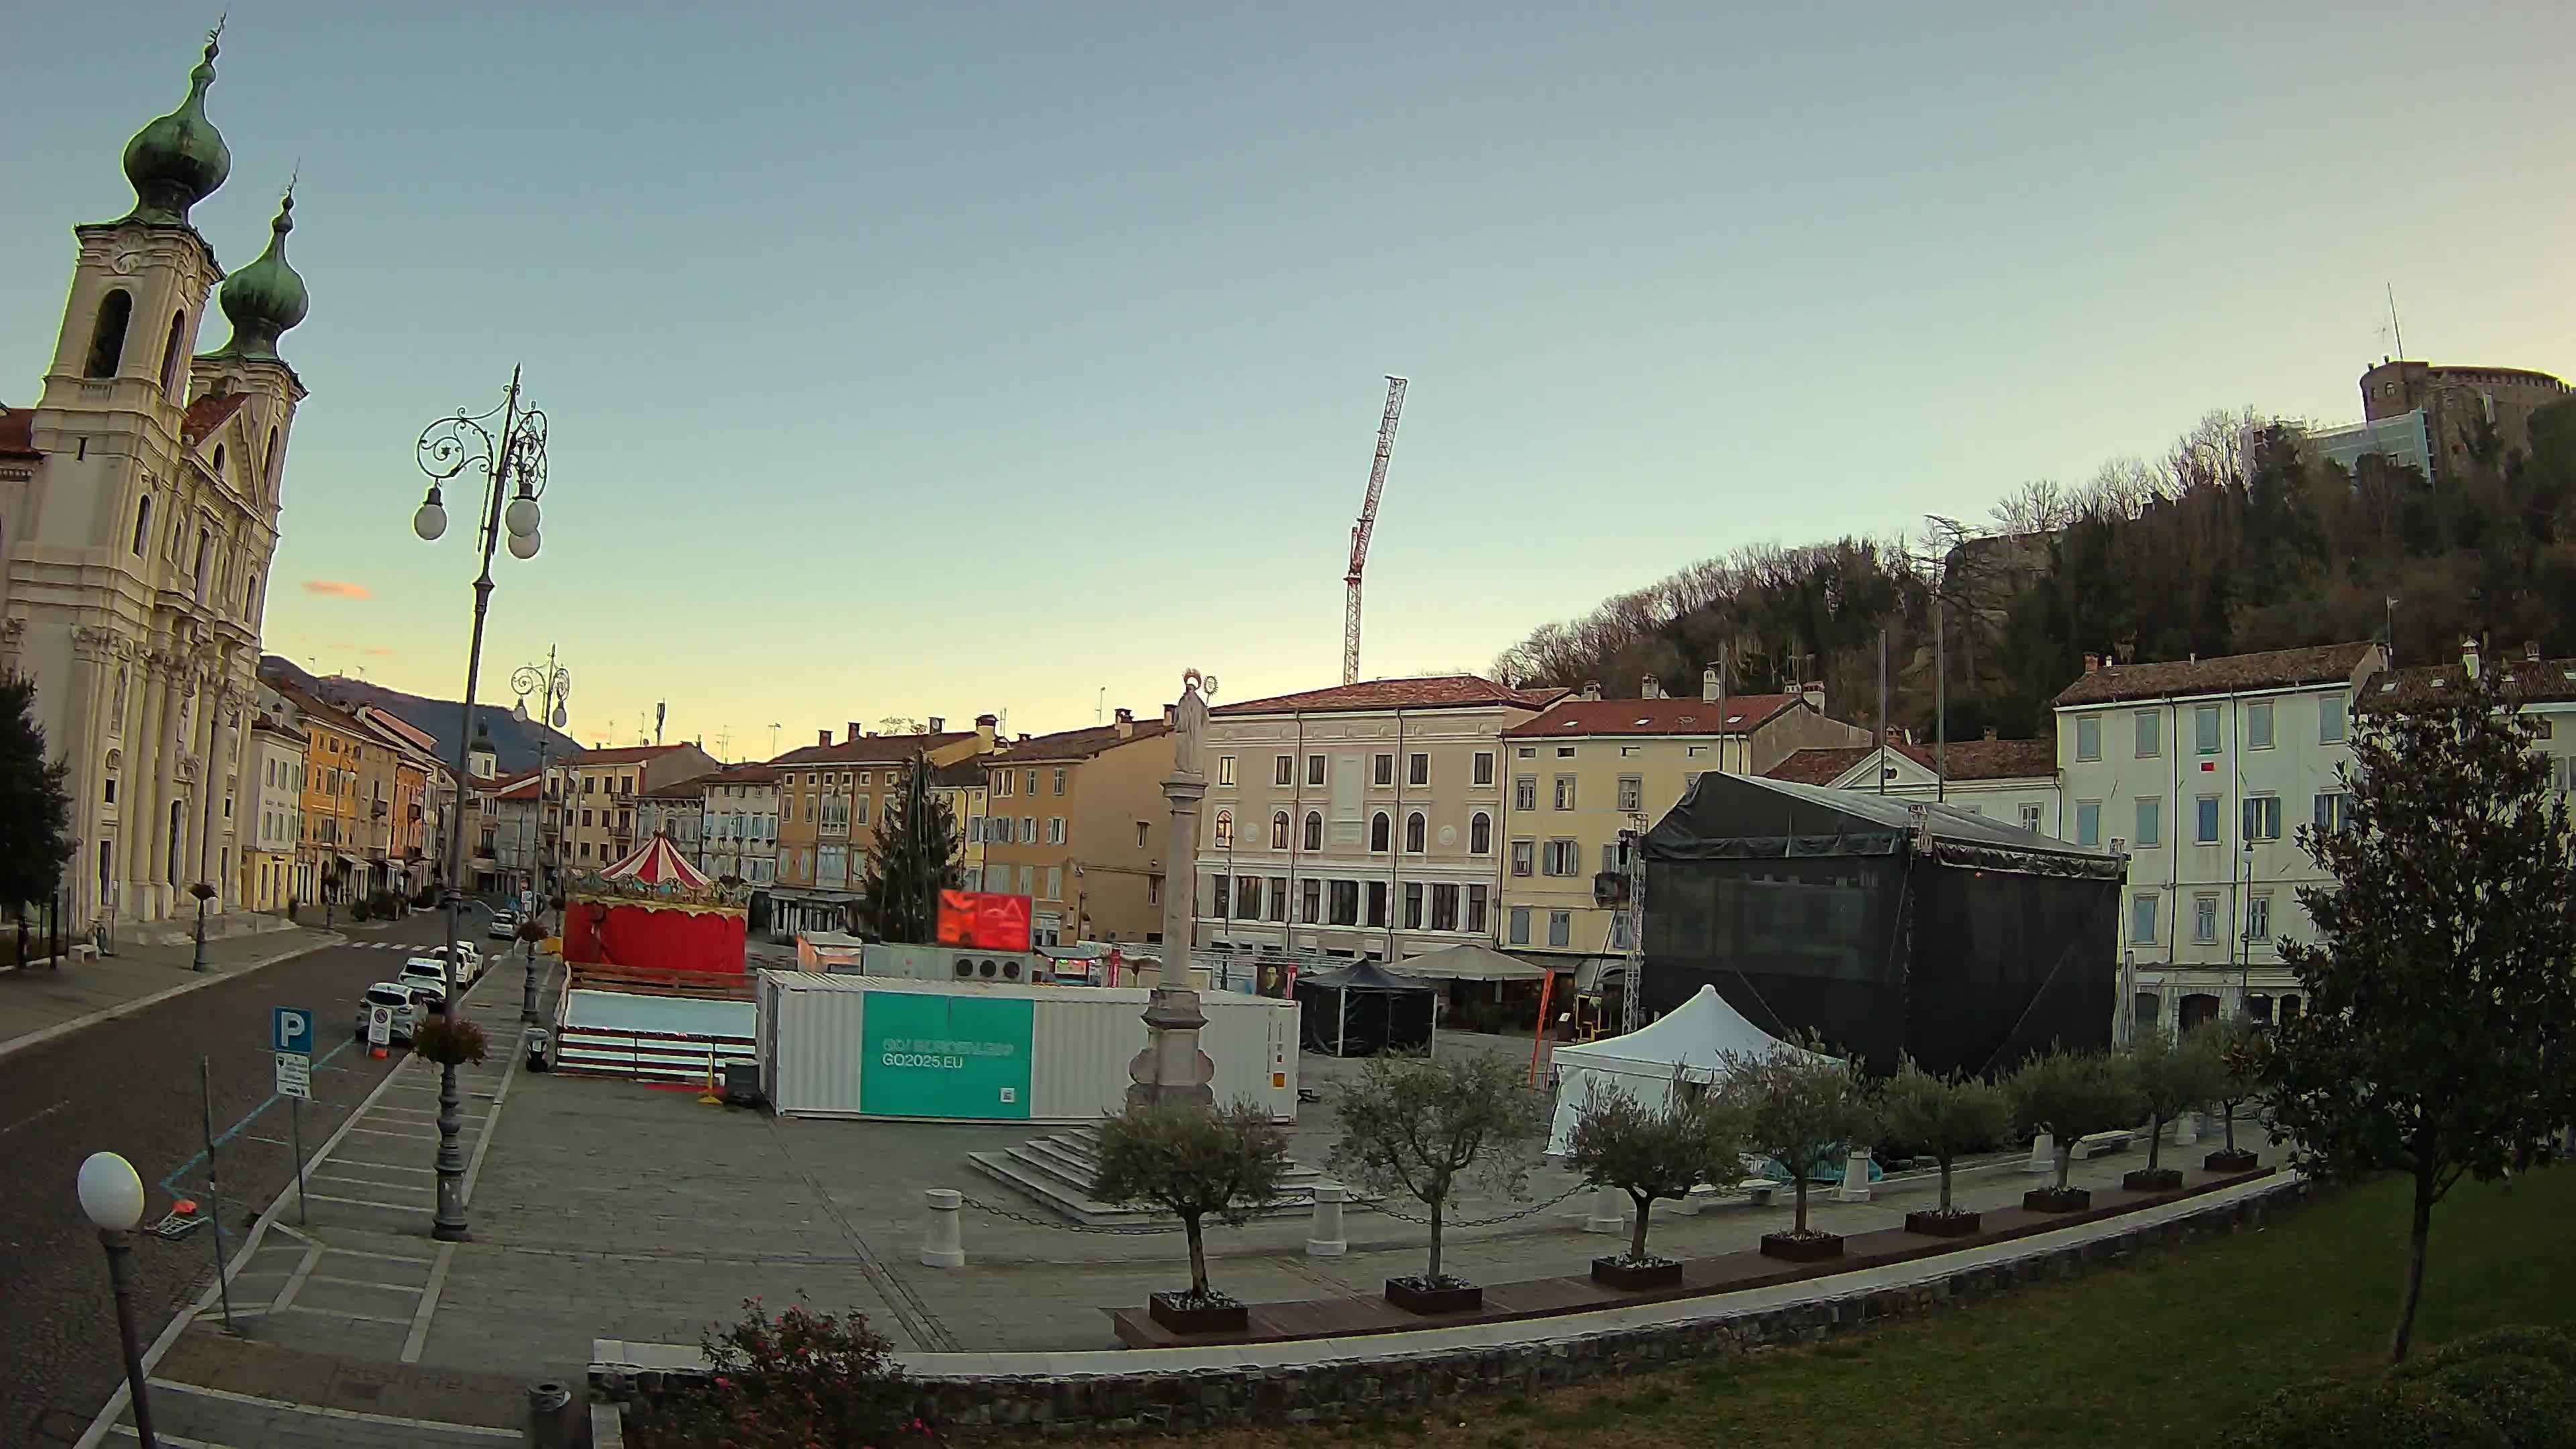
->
xmin=2178 ymin=992 xmax=2222 ymax=1031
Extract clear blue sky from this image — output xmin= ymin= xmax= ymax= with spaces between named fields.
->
xmin=7 ymin=2 xmax=2569 ymax=755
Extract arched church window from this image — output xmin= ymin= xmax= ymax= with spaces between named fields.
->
xmin=159 ymin=311 xmax=187 ymax=398
xmin=131 ymin=494 xmax=152 ymax=555
xmin=85 ymin=290 xmax=133 ymax=378
xmin=211 ymin=443 xmax=225 ymax=478
xmin=263 ymin=427 xmax=279 ymax=491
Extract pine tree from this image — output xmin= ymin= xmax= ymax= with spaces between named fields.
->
xmin=0 ymin=675 xmax=76 ymax=956
xmin=2268 ymin=661 xmax=2576 ymax=1364
xmin=858 ymin=757 xmax=959 ymax=944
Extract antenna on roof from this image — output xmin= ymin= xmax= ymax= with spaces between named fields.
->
xmin=2386 ymin=283 xmax=2406 ymax=360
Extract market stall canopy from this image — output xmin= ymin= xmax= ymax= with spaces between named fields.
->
xmin=1547 ymin=984 xmax=1833 ymax=1155
xmin=1295 ymin=960 xmax=1436 ymax=1057
xmin=596 ymin=831 xmax=712 ymax=890
xmin=1392 ymin=943 xmax=1551 ymax=982
xmin=1646 ymin=771 xmax=2122 ymax=879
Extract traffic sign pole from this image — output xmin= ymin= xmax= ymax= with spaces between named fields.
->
xmin=199 ymin=1056 xmax=236 ymax=1334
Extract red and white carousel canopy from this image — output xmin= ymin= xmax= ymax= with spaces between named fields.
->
xmin=596 ymin=831 xmax=712 ymax=889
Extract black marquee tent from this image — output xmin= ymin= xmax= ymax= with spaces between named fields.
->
xmin=1642 ymin=772 xmax=2123 ymax=1077
xmin=1295 ymin=961 xmax=1438 ymax=1057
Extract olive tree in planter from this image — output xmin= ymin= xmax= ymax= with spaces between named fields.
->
xmin=2123 ymin=1027 xmax=2224 ymax=1191
xmin=1091 ymin=1100 xmax=1291 ymax=1334
xmin=2007 ymin=1046 xmax=2141 ymax=1212
xmin=1719 ymin=1038 xmax=1876 ymax=1263
xmin=2202 ymin=1017 xmax=2269 ymax=1173
xmin=1327 ymin=1051 xmax=1543 ymax=1314
xmin=1563 ymin=1069 xmax=1747 ymax=1289
xmin=1878 ymin=1057 xmax=2011 ymax=1238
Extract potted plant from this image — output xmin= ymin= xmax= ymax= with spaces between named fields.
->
xmin=1091 ymin=1100 xmax=1291 ymax=1334
xmin=1563 ymin=1068 xmax=1745 ymax=1289
xmin=411 ymin=1015 xmax=490 ymax=1068
xmin=2202 ymin=1017 xmax=2267 ymax=1173
xmin=1720 ymin=1035 xmax=1876 ymax=1262
xmin=1878 ymin=1057 xmax=2011 ymax=1237
xmin=2123 ymin=1027 xmax=2222 ymax=1192
xmin=1327 ymin=1051 xmax=1542 ymax=1314
xmin=2007 ymin=1046 xmax=2141 ymax=1212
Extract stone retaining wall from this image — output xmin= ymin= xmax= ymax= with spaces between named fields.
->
xmin=597 ymin=1176 xmax=2312 ymax=1436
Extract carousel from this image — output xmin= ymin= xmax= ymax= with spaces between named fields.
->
xmin=560 ymin=831 xmax=749 ymax=976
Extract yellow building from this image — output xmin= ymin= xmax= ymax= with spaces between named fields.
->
xmin=1497 ymin=679 xmax=1869 ymax=977
xmin=263 ymin=680 xmax=370 ymax=905
xmin=559 ymin=743 xmax=719 ymax=875
xmin=769 ymin=718 xmax=992 ymax=936
xmin=977 ymin=710 xmax=1173 ymax=947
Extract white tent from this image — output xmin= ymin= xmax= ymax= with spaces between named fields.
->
xmin=1393 ymin=943 xmax=1550 ymax=982
xmin=1546 ymin=983 xmax=1835 ymax=1155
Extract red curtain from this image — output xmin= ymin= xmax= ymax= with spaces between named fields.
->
xmin=590 ymin=904 xmax=745 ymax=975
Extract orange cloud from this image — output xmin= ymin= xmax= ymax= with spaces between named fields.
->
xmin=303 ymin=579 xmax=372 ymax=600
xmin=362 ymin=647 xmax=395 ymax=657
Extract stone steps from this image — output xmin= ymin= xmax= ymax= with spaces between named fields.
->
xmin=966 ymin=1125 xmax=1354 ymax=1227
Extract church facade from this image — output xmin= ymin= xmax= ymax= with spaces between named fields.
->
xmin=0 ymin=30 xmax=311 ymax=930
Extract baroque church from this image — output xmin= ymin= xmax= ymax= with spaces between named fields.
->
xmin=0 ymin=29 xmax=309 ymax=930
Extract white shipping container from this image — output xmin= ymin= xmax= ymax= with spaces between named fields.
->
xmin=757 ymin=971 xmax=1298 ymax=1122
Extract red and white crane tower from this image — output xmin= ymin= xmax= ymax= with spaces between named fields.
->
xmin=1342 ymin=376 xmax=1409 ymax=686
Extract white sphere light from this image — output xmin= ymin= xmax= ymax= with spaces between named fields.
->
xmin=504 ymin=495 xmax=541 ymax=538
xmin=513 ymin=697 xmax=531 ymax=723
xmin=551 ymin=704 xmax=569 ymax=729
xmin=77 ymin=1150 xmax=145 ymax=1232
xmin=507 ymin=528 xmax=541 ymax=561
xmin=412 ymin=496 xmax=447 ymax=543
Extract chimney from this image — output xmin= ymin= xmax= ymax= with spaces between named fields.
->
xmin=974 ymin=713 xmax=998 ymax=751
xmin=1580 ymin=680 xmax=1603 ymax=702
xmin=1114 ymin=707 xmax=1134 ymax=739
xmin=818 ymin=728 xmax=833 ymax=747
xmin=1984 ymin=726 xmax=1998 ymax=741
xmin=928 ymin=716 xmax=946 ymax=733
xmin=848 ymin=721 xmax=864 ymax=742
xmin=1701 ymin=667 xmax=1720 ymax=703
xmin=2524 ymin=642 xmax=2540 ymax=664
xmin=1642 ymin=677 xmax=1663 ymax=700
xmin=2084 ymin=653 xmax=2100 ymax=674
xmin=2462 ymin=637 xmax=2481 ymax=680
xmin=1162 ymin=702 xmax=1177 ymax=727
xmin=1801 ymin=682 xmax=1824 ymax=712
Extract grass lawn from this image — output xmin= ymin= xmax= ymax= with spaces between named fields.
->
xmin=1117 ymin=1166 xmax=2574 ymax=1449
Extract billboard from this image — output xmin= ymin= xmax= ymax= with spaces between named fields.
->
xmin=937 ymin=890 xmax=1032 ymax=952
xmin=859 ymin=990 xmax=1034 ymax=1120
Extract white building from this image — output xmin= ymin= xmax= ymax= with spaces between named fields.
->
xmin=1764 ymin=733 xmax=2062 ymax=836
xmin=2053 ymin=641 xmax=2385 ymax=1034
xmin=694 ymin=763 xmax=780 ymax=888
xmin=0 ymin=34 xmax=310 ymax=929
xmin=241 ymin=711 xmax=304 ymax=912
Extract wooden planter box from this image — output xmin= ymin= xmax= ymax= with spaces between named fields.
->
xmin=1383 ymin=1277 xmax=1482 ymax=1315
xmin=1758 ymin=1231 xmax=1844 ymax=1263
xmin=2204 ymin=1148 xmax=2260 ymax=1173
xmin=1147 ymin=1292 xmax=1248 ymax=1335
xmin=1590 ymin=1256 xmax=1684 ymax=1291
xmin=2023 ymin=1187 xmax=2092 ymax=1214
xmin=2122 ymin=1167 xmax=2184 ymax=1193
xmin=1904 ymin=1209 xmax=1982 ymax=1238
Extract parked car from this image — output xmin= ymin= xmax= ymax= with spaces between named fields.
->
xmin=488 ymin=909 xmax=519 ymax=941
xmin=415 ymin=943 xmax=483 ymax=984
xmin=356 ymin=982 xmax=421 ymax=1044
xmin=398 ymin=959 xmax=455 ymax=1006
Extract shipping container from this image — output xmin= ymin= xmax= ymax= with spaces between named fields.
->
xmin=757 ymin=971 xmax=1298 ymax=1122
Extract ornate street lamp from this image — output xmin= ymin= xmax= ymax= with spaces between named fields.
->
xmin=78 ymin=1151 xmax=158 ymax=1448
xmin=412 ymin=367 xmax=549 ymax=1242
xmin=512 ymin=651 xmax=570 ymax=1025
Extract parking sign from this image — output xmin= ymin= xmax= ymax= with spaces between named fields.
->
xmin=272 ymin=1006 xmax=314 ymax=1057
xmin=368 ymin=1005 xmax=393 ymax=1048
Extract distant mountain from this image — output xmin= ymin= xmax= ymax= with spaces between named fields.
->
xmin=259 ymin=655 xmax=581 ymax=775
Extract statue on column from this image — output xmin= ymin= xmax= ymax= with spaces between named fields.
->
xmin=1134 ymin=668 xmax=1220 ymax=1113
xmin=1171 ymin=668 xmax=1212 ymax=779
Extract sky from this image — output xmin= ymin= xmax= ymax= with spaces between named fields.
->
xmin=6 ymin=3 xmax=2571 ymax=757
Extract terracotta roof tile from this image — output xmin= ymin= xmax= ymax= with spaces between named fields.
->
xmin=572 ymin=743 xmax=695 ymax=765
xmin=1764 ymin=737 xmax=2057 ymax=786
xmin=985 ymin=719 xmax=1171 ymax=763
xmin=1212 ymin=675 xmax=1562 ymax=716
xmin=0 ymin=407 xmax=37 ymax=460
xmin=767 ymin=731 xmax=973 ymax=767
xmin=181 ymin=392 xmax=251 ymax=448
xmin=2052 ymin=643 xmax=2379 ymax=707
xmin=2362 ymin=654 xmax=2576 ymax=710
xmin=1503 ymin=694 xmax=1803 ymax=739
xmin=1762 ymin=746 xmax=1882 ymax=785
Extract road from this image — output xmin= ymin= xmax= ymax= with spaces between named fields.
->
xmin=0 ymin=912 xmax=525 ymax=1446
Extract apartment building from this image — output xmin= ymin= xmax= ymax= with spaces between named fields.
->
xmin=1497 ymin=676 xmax=1870 ymax=973
xmin=2053 ymin=641 xmax=2385 ymax=1033
xmin=769 ymin=719 xmax=992 ymax=938
xmin=1764 ymin=732 xmax=2061 ymax=835
xmin=636 ymin=776 xmax=707 ymax=860
xmin=695 ymin=763 xmax=780 ymax=885
xmin=263 ymin=680 xmax=375 ymax=904
xmin=930 ymin=759 xmax=989 ymax=892
xmin=1190 ymin=676 xmax=1560 ymax=964
xmin=559 ymin=743 xmax=718 ymax=875
xmin=242 ymin=712 xmax=305 ymax=912
xmin=979 ymin=710 xmax=1173 ymax=947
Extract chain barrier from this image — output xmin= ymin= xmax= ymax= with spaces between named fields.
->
xmin=1374 ymin=1183 xmax=1587 ymax=1229
xmin=955 ymin=1193 xmax=1189 ymax=1236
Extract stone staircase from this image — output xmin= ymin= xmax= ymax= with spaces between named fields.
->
xmin=967 ymin=1125 xmax=1354 ymax=1227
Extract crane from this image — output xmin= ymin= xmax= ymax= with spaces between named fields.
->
xmin=1343 ymin=376 xmax=1409 ymax=686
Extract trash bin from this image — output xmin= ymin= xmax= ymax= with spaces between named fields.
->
xmin=525 ymin=1028 xmax=552 ymax=1073
xmin=722 ymin=1061 xmax=763 ymax=1106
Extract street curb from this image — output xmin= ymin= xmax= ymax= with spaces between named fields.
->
xmin=0 ymin=932 xmax=348 ymax=1066
xmin=72 ymin=998 xmax=420 ymax=1449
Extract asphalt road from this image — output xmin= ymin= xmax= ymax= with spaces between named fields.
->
xmin=0 ymin=913 xmax=523 ymax=1446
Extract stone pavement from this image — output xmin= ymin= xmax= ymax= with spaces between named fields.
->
xmin=0 ymin=922 xmax=338 ymax=1063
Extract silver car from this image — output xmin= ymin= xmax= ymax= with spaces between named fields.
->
xmin=356 ymin=982 xmax=421 ymax=1044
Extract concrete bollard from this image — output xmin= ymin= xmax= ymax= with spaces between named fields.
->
xmin=2025 ymin=1132 xmax=2056 ymax=1174
xmin=524 ymin=1381 xmax=575 ymax=1449
xmin=1834 ymin=1146 xmax=1872 ymax=1203
xmin=920 ymin=1188 xmax=965 ymax=1269
xmin=2173 ymin=1111 xmax=2199 ymax=1146
xmin=1584 ymin=1185 xmax=1627 ymax=1234
xmin=1305 ymin=1183 xmax=1348 ymax=1256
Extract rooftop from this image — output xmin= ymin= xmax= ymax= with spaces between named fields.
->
xmin=1502 ymin=694 xmax=1803 ymax=739
xmin=2363 ymin=649 xmax=2576 ymax=710
xmin=0 ymin=407 xmax=36 ymax=461
xmin=985 ymin=719 xmax=1171 ymax=764
xmin=2051 ymin=642 xmax=2379 ymax=708
xmin=572 ymin=743 xmax=696 ymax=766
xmin=1763 ymin=736 xmax=2057 ymax=786
xmin=767 ymin=731 xmax=975 ymax=767
xmin=1212 ymin=675 xmax=1562 ymax=717
xmin=180 ymin=392 xmax=250 ymax=449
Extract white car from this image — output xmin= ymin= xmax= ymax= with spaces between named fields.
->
xmin=416 ymin=943 xmax=483 ymax=984
xmin=399 ymin=958 xmax=458 ymax=1002
xmin=356 ymin=982 xmax=423 ymax=1043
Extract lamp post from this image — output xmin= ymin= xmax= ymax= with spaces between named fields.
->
xmin=77 ymin=1151 xmax=158 ymax=1448
xmin=188 ymin=881 xmax=214 ymax=971
xmin=512 ymin=652 xmax=571 ymax=1025
xmin=412 ymin=367 xmax=549 ymax=1242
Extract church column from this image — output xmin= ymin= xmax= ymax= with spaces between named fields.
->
xmin=153 ymin=665 xmax=191 ymax=915
xmin=62 ymin=629 xmax=111 ymax=923
xmin=124 ymin=659 xmax=170 ymax=920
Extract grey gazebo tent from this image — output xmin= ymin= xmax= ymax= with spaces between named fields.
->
xmin=1295 ymin=960 xmax=1437 ymax=1057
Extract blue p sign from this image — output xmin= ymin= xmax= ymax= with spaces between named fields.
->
xmin=272 ymin=1006 xmax=313 ymax=1057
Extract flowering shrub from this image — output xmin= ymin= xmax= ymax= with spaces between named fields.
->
xmin=410 ymin=1016 xmax=489 ymax=1067
xmin=631 ymin=1298 xmax=928 ymax=1448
